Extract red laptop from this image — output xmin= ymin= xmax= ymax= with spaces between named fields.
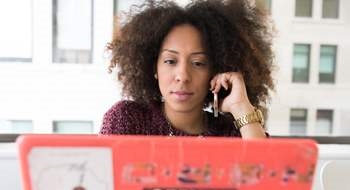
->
xmin=17 ymin=135 xmax=318 ymax=190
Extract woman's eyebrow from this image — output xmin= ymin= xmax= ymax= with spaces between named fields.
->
xmin=161 ymin=49 xmax=179 ymax=54
xmin=161 ymin=49 xmax=207 ymax=56
xmin=191 ymin=52 xmax=207 ymax=56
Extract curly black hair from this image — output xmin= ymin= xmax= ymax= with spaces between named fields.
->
xmin=108 ymin=0 xmax=275 ymax=111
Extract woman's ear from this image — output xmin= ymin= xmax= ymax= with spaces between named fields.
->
xmin=154 ymin=73 xmax=158 ymax=79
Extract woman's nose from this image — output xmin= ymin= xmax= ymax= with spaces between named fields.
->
xmin=175 ymin=63 xmax=191 ymax=83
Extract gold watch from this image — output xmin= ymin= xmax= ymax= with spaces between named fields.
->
xmin=234 ymin=108 xmax=265 ymax=130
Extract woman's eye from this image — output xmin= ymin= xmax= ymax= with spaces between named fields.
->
xmin=164 ymin=59 xmax=176 ymax=65
xmin=193 ymin=61 xmax=207 ymax=67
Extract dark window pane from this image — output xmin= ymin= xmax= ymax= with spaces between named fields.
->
xmin=0 ymin=120 xmax=33 ymax=133
xmin=322 ymin=0 xmax=339 ymax=18
xmin=316 ymin=110 xmax=333 ymax=135
xmin=256 ymin=0 xmax=272 ymax=13
xmin=290 ymin=109 xmax=307 ymax=136
xmin=319 ymin=45 xmax=336 ymax=83
xmin=292 ymin=44 xmax=310 ymax=83
xmin=53 ymin=121 xmax=94 ymax=134
xmin=295 ymin=0 xmax=312 ymax=17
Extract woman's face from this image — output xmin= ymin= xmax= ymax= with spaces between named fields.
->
xmin=156 ymin=24 xmax=211 ymax=113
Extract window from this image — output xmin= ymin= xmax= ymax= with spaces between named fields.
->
xmin=256 ymin=0 xmax=272 ymax=13
xmin=0 ymin=0 xmax=32 ymax=62
xmin=322 ymin=0 xmax=339 ymax=18
xmin=316 ymin=110 xmax=333 ymax=135
xmin=114 ymin=0 xmax=142 ymax=14
xmin=290 ymin=109 xmax=307 ymax=136
xmin=292 ymin=44 xmax=310 ymax=83
xmin=53 ymin=121 xmax=94 ymax=134
xmin=52 ymin=0 xmax=93 ymax=63
xmin=319 ymin=45 xmax=337 ymax=83
xmin=0 ymin=120 xmax=33 ymax=133
xmin=295 ymin=0 xmax=313 ymax=17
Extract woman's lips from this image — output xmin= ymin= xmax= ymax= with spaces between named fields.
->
xmin=171 ymin=91 xmax=194 ymax=101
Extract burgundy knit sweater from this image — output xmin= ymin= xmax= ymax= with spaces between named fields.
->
xmin=100 ymin=100 xmax=241 ymax=137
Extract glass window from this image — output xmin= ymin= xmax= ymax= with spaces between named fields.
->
xmin=290 ymin=109 xmax=307 ymax=136
xmin=295 ymin=0 xmax=313 ymax=17
xmin=319 ymin=45 xmax=337 ymax=83
xmin=316 ymin=110 xmax=333 ymax=135
xmin=0 ymin=120 xmax=33 ymax=133
xmin=292 ymin=44 xmax=310 ymax=83
xmin=0 ymin=0 xmax=32 ymax=62
xmin=52 ymin=0 xmax=93 ymax=63
xmin=53 ymin=121 xmax=94 ymax=134
xmin=114 ymin=0 xmax=142 ymax=14
xmin=256 ymin=0 xmax=272 ymax=13
xmin=322 ymin=0 xmax=339 ymax=18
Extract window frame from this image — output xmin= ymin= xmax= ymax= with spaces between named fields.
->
xmin=52 ymin=0 xmax=94 ymax=64
xmin=256 ymin=0 xmax=272 ymax=14
xmin=295 ymin=0 xmax=313 ymax=18
xmin=0 ymin=120 xmax=33 ymax=134
xmin=290 ymin=108 xmax=308 ymax=136
xmin=316 ymin=109 xmax=334 ymax=135
xmin=52 ymin=120 xmax=94 ymax=134
xmin=322 ymin=0 xmax=340 ymax=19
xmin=292 ymin=43 xmax=311 ymax=83
xmin=319 ymin=45 xmax=337 ymax=83
xmin=0 ymin=0 xmax=33 ymax=63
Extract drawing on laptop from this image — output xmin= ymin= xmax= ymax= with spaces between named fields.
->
xmin=27 ymin=147 xmax=113 ymax=190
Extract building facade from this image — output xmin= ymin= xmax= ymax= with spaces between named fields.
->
xmin=267 ymin=0 xmax=350 ymax=136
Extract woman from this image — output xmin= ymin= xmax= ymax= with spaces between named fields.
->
xmin=100 ymin=0 xmax=274 ymax=139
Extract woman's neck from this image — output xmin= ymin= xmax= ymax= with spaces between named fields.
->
xmin=163 ymin=103 xmax=206 ymax=134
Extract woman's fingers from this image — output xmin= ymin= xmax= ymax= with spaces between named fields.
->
xmin=210 ymin=75 xmax=218 ymax=91
xmin=211 ymin=72 xmax=236 ymax=93
xmin=221 ymin=73 xmax=230 ymax=90
xmin=212 ymin=77 xmax=222 ymax=93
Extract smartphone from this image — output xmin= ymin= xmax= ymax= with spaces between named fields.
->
xmin=212 ymin=88 xmax=230 ymax=117
xmin=214 ymin=93 xmax=218 ymax=117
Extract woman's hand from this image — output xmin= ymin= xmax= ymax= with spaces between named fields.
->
xmin=210 ymin=72 xmax=266 ymax=139
xmin=210 ymin=72 xmax=254 ymax=118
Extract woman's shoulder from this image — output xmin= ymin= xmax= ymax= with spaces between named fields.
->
xmin=112 ymin=100 xmax=146 ymax=111
xmin=100 ymin=100 xmax=156 ymax=135
xmin=104 ymin=100 xmax=155 ymax=121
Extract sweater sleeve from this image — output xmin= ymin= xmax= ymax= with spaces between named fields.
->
xmin=99 ymin=101 xmax=143 ymax=135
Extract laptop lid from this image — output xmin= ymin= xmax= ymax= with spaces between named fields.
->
xmin=17 ymin=135 xmax=318 ymax=190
